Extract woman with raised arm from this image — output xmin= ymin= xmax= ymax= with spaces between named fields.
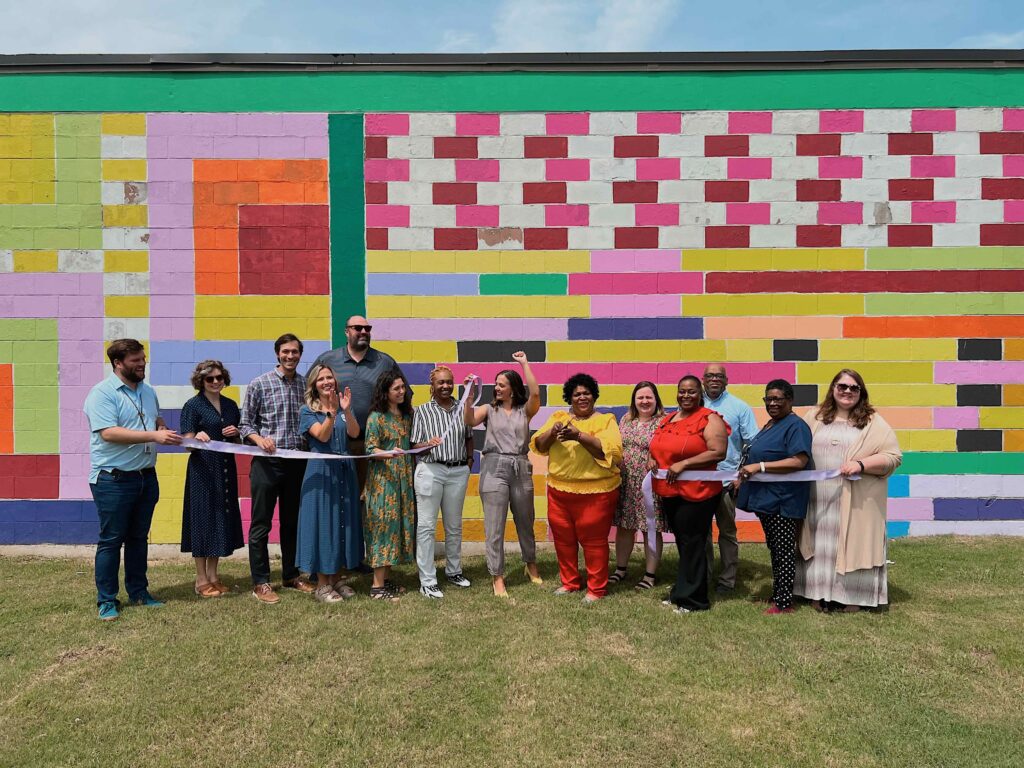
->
xmin=464 ymin=351 xmax=543 ymax=597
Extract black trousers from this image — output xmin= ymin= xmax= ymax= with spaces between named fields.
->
xmin=662 ymin=492 xmax=722 ymax=611
xmin=248 ymin=456 xmax=306 ymax=585
xmin=756 ymin=512 xmax=798 ymax=610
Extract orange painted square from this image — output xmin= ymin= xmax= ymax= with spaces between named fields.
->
xmin=1004 ymin=431 xmax=1024 ymax=451
xmin=1005 ymin=339 xmax=1024 ymax=359
xmin=193 ymin=160 xmax=238 ymax=182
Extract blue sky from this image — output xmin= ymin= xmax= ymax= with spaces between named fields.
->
xmin=0 ymin=0 xmax=1022 ymax=54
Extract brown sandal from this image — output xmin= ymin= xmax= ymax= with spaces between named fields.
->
xmin=195 ymin=583 xmax=222 ymax=598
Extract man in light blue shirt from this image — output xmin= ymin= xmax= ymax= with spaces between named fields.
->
xmin=83 ymin=339 xmax=181 ymax=620
xmin=703 ymin=364 xmax=758 ymax=593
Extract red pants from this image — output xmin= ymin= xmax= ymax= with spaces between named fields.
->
xmin=547 ymin=486 xmax=618 ymax=598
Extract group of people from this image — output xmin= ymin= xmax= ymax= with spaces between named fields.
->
xmin=83 ymin=320 xmax=902 ymax=621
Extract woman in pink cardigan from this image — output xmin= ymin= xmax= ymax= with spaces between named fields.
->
xmin=794 ymin=369 xmax=902 ymax=613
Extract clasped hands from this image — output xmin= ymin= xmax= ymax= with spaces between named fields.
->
xmin=551 ymin=421 xmax=582 ymax=443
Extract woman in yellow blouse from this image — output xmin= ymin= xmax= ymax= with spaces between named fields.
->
xmin=530 ymin=373 xmax=622 ymax=604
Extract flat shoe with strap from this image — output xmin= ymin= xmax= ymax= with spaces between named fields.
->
xmin=195 ymin=583 xmax=222 ymax=598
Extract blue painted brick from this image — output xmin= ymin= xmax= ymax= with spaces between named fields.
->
xmin=403 ymin=364 xmax=434 ymax=385
xmin=567 ymin=318 xmax=615 ymax=340
xmin=148 ymin=362 xmax=173 ymax=384
xmin=886 ymin=521 xmax=910 ymax=538
xmin=33 ymin=500 xmax=87 ymax=522
xmin=161 ymin=409 xmax=182 ymax=432
xmin=195 ymin=341 xmax=241 ymax=363
xmin=888 ymin=475 xmax=911 ymax=498
xmin=655 ymin=317 xmax=703 ymax=339
xmin=150 ymin=341 xmax=195 ymax=363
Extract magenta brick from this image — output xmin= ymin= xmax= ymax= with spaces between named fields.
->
xmin=934 ymin=361 xmax=1024 ymax=384
xmin=546 ymin=158 xmax=590 ymax=181
xmin=455 ymin=159 xmax=499 ymax=182
xmin=365 ymin=205 xmax=410 ymax=227
xmin=819 ymin=110 xmax=864 ymax=133
xmin=729 ymin=111 xmax=773 ymax=134
xmin=546 ymin=113 xmax=590 ymax=135
xmin=635 ymin=157 xmax=680 ymax=180
xmin=545 ymin=204 xmax=589 ymax=227
xmin=726 ymin=202 xmax=770 ymax=225
xmin=637 ymin=112 xmax=682 ymax=134
xmin=635 ymin=203 xmax=679 ymax=226
xmin=590 ymin=249 xmax=680 ymax=272
xmin=365 ymin=113 xmax=410 ymax=136
xmin=933 ymin=406 xmax=979 ymax=429
xmin=1004 ymin=155 xmax=1024 ymax=177
xmin=817 ymin=201 xmax=863 ymax=225
xmin=1005 ymin=200 xmax=1024 ymax=222
xmin=818 ymin=156 xmax=863 ymax=179
xmin=727 ymin=157 xmax=772 ymax=180
xmin=911 ymin=156 xmax=956 ymax=178
xmin=456 ymin=205 xmax=500 ymax=227
xmin=590 ymin=294 xmax=680 ymax=317
xmin=1004 ymin=108 xmax=1024 ymax=131
xmin=364 ymin=159 xmax=410 ymax=182
xmin=911 ymin=109 xmax=956 ymax=132
xmin=911 ymin=201 xmax=957 ymax=223
xmin=456 ymin=113 xmax=500 ymax=135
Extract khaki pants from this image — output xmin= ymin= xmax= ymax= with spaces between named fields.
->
xmin=706 ymin=489 xmax=739 ymax=589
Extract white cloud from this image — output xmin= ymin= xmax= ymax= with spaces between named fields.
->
xmin=954 ymin=29 xmax=1024 ymax=48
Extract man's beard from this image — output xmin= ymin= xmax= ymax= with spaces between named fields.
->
xmin=123 ymin=368 xmax=145 ymax=383
xmin=351 ymin=336 xmax=370 ymax=351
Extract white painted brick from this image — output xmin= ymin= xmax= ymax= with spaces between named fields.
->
xmin=769 ymin=202 xmax=816 ymax=225
xmin=408 ymin=113 xmax=455 ymax=136
xmin=568 ymin=135 xmax=614 ymax=158
xmin=124 ymin=318 xmax=150 ymax=339
xmin=500 ymin=113 xmax=547 ymax=136
xmin=749 ymin=134 xmax=795 ymax=157
xmin=588 ymin=204 xmax=635 ymax=227
xmin=771 ymin=156 xmax=818 ymax=180
xmin=387 ymin=228 xmax=434 ymax=250
xmin=590 ymin=112 xmax=636 ymax=135
xmin=841 ymin=225 xmax=888 ymax=247
xmin=478 ymin=136 xmax=524 ymax=158
xmin=124 ymin=273 xmax=150 ymax=294
xmin=121 ymin=136 xmax=147 ymax=156
xmin=409 ymin=159 xmax=455 ymax=182
xmin=841 ymin=133 xmax=888 ymax=156
xmin=866 ymin=201 xmax=895 ymax=226
xmin=681 ymin=203 xmax=726 ymax=226
xmin=387 ymin=182 xmax=433 ymax=205
xmin=680 ymin=157 xmax=728 ymax=180
xmin=101 ymin=181 xmax=126 ymax=205
xmin=682 ymin=111 xmax=727 ymax=134
xmin=104 ymin=318 xmax=127 ymax=339
xmin=886 ymin=201 xmax=912 ymax=223
xmin=568 ymin=226 xmax=615 ymax=249
xmin=659 ymin=134 xmax=703 ymax=157
xmin=102 ymin=228 xmax=150 ymax=250
xmin=477 ymin=182 xmax=522 ymax=205
xmin=565 ymin=181 xmax=613 ymax=204
xmin=933 ymin=132 xmax=980 ymax=155
xmin=933 ymin=177 xmax=981 ymax=200
xmin=956 ymin=200 xmax=1003 ymax=223
xmin=841 ymin=179 xmax=888 ymax=201
xmin=410 ymin=205 xmax=455 ymax=228
xmin=773 ymin=110 xmax=819 ymax=134
xmin=387 ymin=136 xmax=434 ymax=158
xmin=932 ymin=223 xmax=980 ymax=247
xmin=0 ymin=250 xmax=12 ymax=272
xmin=499 ymin=205 xmax=546 ymax=228
xmin=498 ymin=159 xmax=545 ymax=182
xmin=100 ymin=135 xmax=126 ymax=158
xmin=749 ymin=224 xmax=796 ymax=248
xmin=956 ymin=108 xmax=1002 ymax=132
xmin=659 ymin=180 xmax=704 ymax=202
xmin=153 ymin=385 xmax=194 ymax=409
xmin=659 ymin=225 xmax=703 ymax=248
xmin=862 ymin=109 xmax=911 ymax=133
xmin=57 ymin=249 xmax=103 ymax=272
xmin=749 ymin=179 xmax=796 ymax=202
xmin=103 ymin=273 xmax=126 ymax=294
xmin=591 ymin=158 xmax=635 ymax=181
xmin=956 ymin=154 xmax=1003 ymax=178
xmin=862 ymin=155 xmax=911 ymax=178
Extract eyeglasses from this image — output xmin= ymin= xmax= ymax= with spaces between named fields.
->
xmin=204 ymin=374 xmax=224 ymax=383
xmin=703 ymin=373 xmax=726 ymax=380
xmin=762 ymin=396 xmax=788 ymax=404
xmin=835 ymin=383 xmax=862 ymax=394
xmin=346 ymin=324 xmax=373 ymax=332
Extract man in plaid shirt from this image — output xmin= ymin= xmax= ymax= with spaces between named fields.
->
xmin=239 ymin=333 xmax=315 ymax=604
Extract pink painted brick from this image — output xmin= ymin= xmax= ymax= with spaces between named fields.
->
xmin=456 ymin=113 xmax=501 ymax=136
xmin=365 ymin=113 xmax=411 ymax=136
xmin=590 ymin=294 xmax=679 ymax=317
xmin=456 ymin=205 xmax=500 ymax=227
xmin=1004 ymin=200 xmax=1024 ymax=223
xmin=910 ymin=155 xmax=955 ymax=178
xmin=727 ymin=157 xmax=772 ymax=180
xmin=636 ymin=157 xmax=680 ymax=180
xmin=818 ymin=156 xmax=863 ymax=179
xmin=726 ymin=202 xmax=771 ymax=225
xmin=609 ymin=363 xmax=657 ymax=384
xmin=635 ymin=203 xmax=679 ymax=226
xmin=569 ymin=273 xmax=619 ymax=294
xmin=933 ymin=406 xmax=979 ymax=429
xmin=658 ymin=273 xmax=703 ymax=293
xmin=911 ymin=201 xmax=957 ymax=224
xmin=657 ymin=362 xmax=796 ymax=384
xmin=1003 ymin=155 xmax=1024 ymax=176
xmin=546 ymin=158 xmax=590 ymax=181
xmin=364 ymin=158 xmax=410 ymax=182
xmin=934 ymin=361 xmax=1024 ymax=384
xmin=455 ymin=159 xmax=500 ymax=182
xmin=545 ymin=204 xmax=589 ymax=227
xmin=365 ymin=205 xmax=410 ymax=227
xmin=637 ymin=112 xmax=682 ymax=134
xmin=818 ymin=202 xmax=863 ymax=225
xmin=729 ymin=111 xmax=773 ymax=134
xmin=887 ymin=498 xmax=935 ymax=521
xmin=546 ymin=113 xmax=590 ymax=135
xmin=590 ymin=249 xmax=681 ymax=272
xmin=1003 ymin=108 xmax=1024 ymax=131
xmin=911 ymin=109 xmax=956 ymax=132
xmin=819 ymin=110 xmax=864 ymax=133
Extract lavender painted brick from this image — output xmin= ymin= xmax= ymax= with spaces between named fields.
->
xmin=213 ymin=136 xmax=261 ymax=157
xmin=935 ymin=362 xmax=1024 ymax=384
xmin=279 ymin=113 xmax=328 ymax=137
xmin=148 ymin=159 xmax=193 ymax=182
xmin=258 ymin=136 xmax=307 ymax=157
xmin=237 ymin=113 xmax=285 ymax=135
xmin=146 ymin=113 xmax=195 ymax=136
xmin=149 ymin=272 xmax=194 ymax=295
xmin=148 ymin=227 xmax=195 ymax=249
xmin=167 ymin=135 xmax=214 ymax=158
xmin=190 ymin=113 xmax=239 ymax=136
xmin=887 ymin=498 xmax=935 ymax=521
xmin=367 ymin=273 xmax=479 ymax=295
xmin=305 ymin=136 xmax=330 ymax=157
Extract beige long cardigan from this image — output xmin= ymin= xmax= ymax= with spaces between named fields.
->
xmin=799 ymin=411 xmax=903 ymax=574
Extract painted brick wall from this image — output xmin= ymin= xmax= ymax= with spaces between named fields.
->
xmin=1 ymin=70 xmax=1023 ymax=545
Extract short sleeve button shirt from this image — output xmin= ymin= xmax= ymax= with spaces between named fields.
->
xmin=83 ymin=373 xmax=162 ymax=483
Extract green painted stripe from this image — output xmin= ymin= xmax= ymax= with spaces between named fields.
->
xmin=3 ymin=69 xmax=1024 ymax=111
xmin=479 ymin=273 xmax=568 ymax=295
xmin=328 ymin=113 xmax=365 ymax=343
xmin=895 ymin=452 xmax=1024 ymax=475
xmin=866 ymin=247 xmax=1024 ymax=271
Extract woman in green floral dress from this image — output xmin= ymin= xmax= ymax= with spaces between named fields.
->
xmin=363 ymin=369 xmax=416 ymax=601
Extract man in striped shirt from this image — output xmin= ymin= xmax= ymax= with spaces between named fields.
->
xmin=239 ymin=333 xmax=314 ymax=604
xmin=411 ymin=365 xmax=475 ymax=599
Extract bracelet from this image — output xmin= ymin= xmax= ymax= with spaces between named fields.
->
xmin=759 ymin=461 xmax=766 ymax=473
xmin=856 ymin=460 xmax=865 ymax=473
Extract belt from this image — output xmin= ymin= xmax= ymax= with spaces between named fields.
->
xmin=102 ymin=467 xmax=157 ymax=478
xmin=425 ymin=460 xmax=467 ymax=468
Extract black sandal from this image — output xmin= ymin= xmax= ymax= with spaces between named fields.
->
xmin=634 ymin=572 xmax=657 ymax=590
xmin=370 ymin=586 xmax=400 ymax=602
xmin=384 ymin=579 xmax=407 ymax=595
xmin=608 ymin=566 xmax=628 ymax=585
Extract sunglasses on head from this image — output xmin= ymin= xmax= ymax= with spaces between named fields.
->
xmin=204 ymin=374 xmax=224 ymax=383
xmin=347 ymin=324 xmax=372 ymax=332
xmin=835 ymin=383 xmax=861 ymax=394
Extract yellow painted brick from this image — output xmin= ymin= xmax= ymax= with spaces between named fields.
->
xmin=818 ymin=339 xmax=866 ymax=361
xmin=195 ymin=295 xmax=240 ymax=317
xmin=104 ymin=250 xmax=149 ymax=272
xmin=105 ymin=296 xmax=149 ymax=317
xmin=725 ymin=339 xmax=774 ymax=361
xmin=194 ymin=318 xmax=249 ymax=339
xmin=413 ymin=296 xmax=460 ymax=317
xmin=410 ymin=341 xmax=458 ymax=362
xmin=221 ymin=385 xmax=242 ymax=403
xmin=798 ymin=361 xmax=933 ymax=384
xmin=895 ymin=430 xmax=956 ymax=451
xmin=978 ymin=407 xmax=1024 ymax=429
xmin=812 ymin=249 xmax=866 ymax=270
xmin=32 ymin=182 xmax=54 ymax=204
xmin=819 ymin=338 xmax=957 ymax=362
xmin=366 ymin=250 xmax=411 ymax=272
xmin=411 ymin=386 xmax=433 ymax=407
xmin=372 ymin=341 xmax=413 ymax=361
xmin=103 ymin=205 xmax=148 ymax=227
xmin=12 ymin=250 xmax=57 ymax=272
xmin=869 ymin=384 xmax=956 ymax=407
xmin=247 ymin=295 xmax=328 ymax=318
xmin=367 ymin=295 xmax=413 ymax=317
xmin=542 ymin=296 xmax=589 ymax=317
xmin=410 ymin=251 xmax=456 ymax=272
xmin=8 ymin=114 xmax=53 ymax=135
xmin=0 ymin=136 xmax=33 ymax=158
xmin=101 ymin=113 xmax=147 ymax=136
xmin=502 ymin=250 xmax=591 ymax=273
xmin=306 ymin=317 xmax=330 ymax=339
xmin=101 ymin=159 xmax=147 ymax=181
xmin=0 ymin=182 xmax=33 ymax=204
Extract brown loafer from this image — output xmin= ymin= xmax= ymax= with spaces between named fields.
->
xmin=195 ymin=583 xmax=222 ymax=599
xmin=282 ymin=577 xmax=315 ymax=593
xmin=252 ymin=583 xmax=280 ymax=604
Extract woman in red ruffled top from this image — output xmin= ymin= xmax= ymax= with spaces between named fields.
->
xmin=648 ymin=375 xmax=729 ymax=613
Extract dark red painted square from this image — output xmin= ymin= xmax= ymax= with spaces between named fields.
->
xmin=705 ymin=226 xmax=749 ymax=248
xmin=614 ymin=227 xmax=659 ymax=249
xmin=434 ymin=136 xmax=478 ymax=159
xmin=981 ymin=224 xmax=1024 ymax=246
xmin=980 ymin=132 xmax=1024 ymax=154
xmin=614 ymin=136 xmax=660 ymax=158
xmin=524 ymin=228 xmax=568 ymax=250
xmin=888 ymin=225 xmax=933 ymax=247
xmin=523 ymin=182 xmax=566 ymax=204
xmin=888 ymin=179 xmax=934 ymax=200
xmin=796 ymin=134 xmax=842 ymax=156
xmin=433 ymin=183 xmax=477 ymax=205
xmin=982 ymin=178 xmax=1024 ymax=199
xmin=797 ymin=225 xmax=842 ymax=247
xmin=365 ymin=182 xmax=388 ymax=204
xmin=613 ymin=181 xmax=659 ymax=203
xmin=239 ymin=205 xmax=330 ymax=295
xmin=434 ymin=228 xmax=479 ymax=250
xmin=524 ymin=136 xmax=569 ymax=158
xmin=705 ymin=180 xmax=749 ymax=202
xmin=796 ymin=179 xmax=841 ymax=202
xmin=889 ymin=133 xmax=933 ymax=155
xmin=705 ymin=135 xmax=749 ymax=157
xmin=364 ymin=136 xmax=389 ymax=158
xmin=365 ymin=228 xmax=388 ymax=250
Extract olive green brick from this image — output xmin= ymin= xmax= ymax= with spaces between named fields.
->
xmin=55 ymin=114 xmax=100 ymax=136
xmin=0 ymin=227 xmax=35 ymax=248
xmin=12 ymin=341 xmax=57 ymax=362
xmin=864 ymin=292 xmax=1023 ymax=315
xmin=32 ymin=228 xmax=80 ymax=249
xmin=0 ymin=320 xmax=44 ymax=343
xmin=479 ymin=273 xmax=568 ymax=295
xmin=14 ymin=428 xmax=58 ymax=454
xmin=55 ymin=158 xmax=99 ymax=182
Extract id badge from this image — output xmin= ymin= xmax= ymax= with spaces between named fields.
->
xmin=143 ymin=443 xmax=153 ymax=455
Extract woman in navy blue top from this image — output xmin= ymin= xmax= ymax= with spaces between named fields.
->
xmin=735 ymin=379 xmax=812 ymax=614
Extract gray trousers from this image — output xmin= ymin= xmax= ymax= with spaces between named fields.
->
xmin=414 ymin=462 xmax=470 ymax=587
xmin=479 ymin=454 xmax=537 ymax=576
xmin=706 ymin=489 xmax=740 ymax=588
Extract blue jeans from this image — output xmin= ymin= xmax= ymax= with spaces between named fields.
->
xmin=90 ymin=468 xmax=160 ymax=604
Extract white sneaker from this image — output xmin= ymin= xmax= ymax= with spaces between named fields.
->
xmin=446 ymin=573 xmax=471 ymax=588
xmin=420 ymin=584 xmax=444 ymax=599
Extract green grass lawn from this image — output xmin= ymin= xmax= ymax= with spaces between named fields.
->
xmin=1 ymin=536 xmax=1023 ymax=768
